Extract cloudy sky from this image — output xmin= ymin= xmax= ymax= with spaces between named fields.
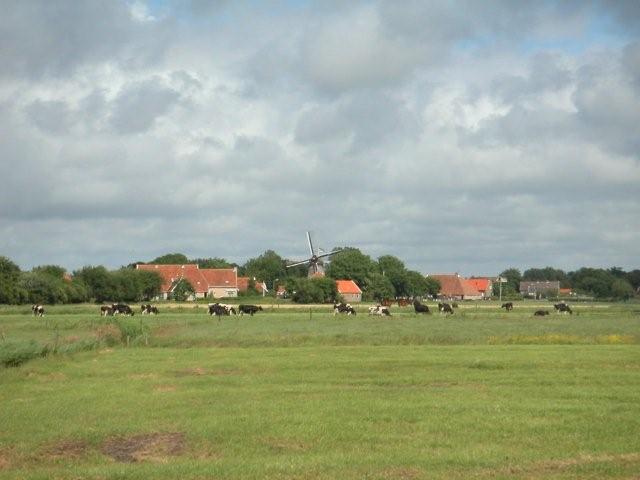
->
xmin=1 ymin=0 xmax=639 ymax=275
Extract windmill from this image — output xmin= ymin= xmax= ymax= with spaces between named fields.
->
xmin=286 ymin=232 xmax=337 ymax=277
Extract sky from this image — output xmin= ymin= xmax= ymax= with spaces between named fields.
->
xmin=0 ymin=0 xmax=639 ymax=276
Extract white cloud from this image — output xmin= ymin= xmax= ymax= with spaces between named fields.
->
xmin=0 ymin=0 xmax=638 ymax=274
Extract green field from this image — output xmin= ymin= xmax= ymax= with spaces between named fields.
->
xmin=1 ymin=302 xmax=639 ymax=479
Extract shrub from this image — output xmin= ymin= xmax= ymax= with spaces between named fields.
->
xmin=0 ymin=341 xmax=50 ymax=368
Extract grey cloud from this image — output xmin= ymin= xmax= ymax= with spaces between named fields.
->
xmin=0 ymin=1 xmax=170 ymax=79
xmin=25 ymin=99 xmax=74 ymax=135
xmin=110 ymin=78 xmax=181 ymax=134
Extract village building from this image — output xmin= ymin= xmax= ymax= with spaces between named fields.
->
xmin=237 ymin=277 xmax=269 ymax=295
xmin=136 ymin=264 xmax=239 ymax=300
xmin=336 ymin=279 xmax=362 ymax=303
xmin=519 ymin=281 xmax=560 ymax=298
xmin=467 ymin=277 xmax=493 ymax=299
xmin=429 ymin=274 xmax=483 ymax=300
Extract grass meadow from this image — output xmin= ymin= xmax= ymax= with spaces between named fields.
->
xmin=1 ymin=301 xmax=639 ymax=479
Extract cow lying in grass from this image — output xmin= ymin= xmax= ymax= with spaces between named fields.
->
xmin=368 ymin=305 xmax=391 ymax=316
xmin=534 ymin=310 xmax=550 ymax=316
xmin=438 ymin=303 xmax=454 ymax=315
xmin=413 ymin=299 xmax=430 ymax=314
xmin=333 ymin=303 xmax=356 ymax=315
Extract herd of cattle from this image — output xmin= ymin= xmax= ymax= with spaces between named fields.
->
xmin=29 ymin=300 xmax=576 ymax=318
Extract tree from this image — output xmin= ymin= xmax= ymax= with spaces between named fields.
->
xmin=291 ymin=277 xmax=338 ymax=304
xmin=192 ymin=257 xmax=234 ymax=269
xmin=499 ymin=268 xmax=522 ymax=295
xmin=626 ymin=269 xmax=640 ymax=291
xmin=377 ymin=255 xmax=408 ymax=297
xmin=405 ymin=271 xmax=431 ymax=297
xmin=325 ymin=248 xmax=377 ymax=286
xmin=364 ymin=273 xmax=395 ymax=302
xmin=32 ymin=265 xmax=66 ymax=279
xmin=74 ymin=266 xmax=119 ymax=302
xmin=611 ymin=279 xmax=634 ymax=300
xmin=243 ymin=250 xmax=287 ymax=286
xmin=0 ymin=256 xmax=27 ymax=304
xmin=171 ymin=278 xmax=195 ymax=301
xmin=522 ymin=267 xmax=569 ymax=287
xmin=423 ymin=276 xmax=441 ymax=297
xmin=150 ymin=253 xmax=189 ymax=264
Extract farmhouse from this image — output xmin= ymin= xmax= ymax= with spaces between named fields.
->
xmin=237 ymin=277 xmax=269 ymax=295
xmin=136 ymin=264 xmax=239 ymax=299
xmin=467 ymin=277 xmax=493 ymax=299
xmin=336 ymin=279 xmax=362 ymax=303
xmin=429 ymin=274 xmax=483 ymax=300
xmin=519 ymin=281 xmax=560 ymax=299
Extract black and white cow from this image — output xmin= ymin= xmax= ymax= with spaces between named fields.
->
xmin=438 ymin=302 xmax=454 ymax=315
xmin=554 ymin=303 xmax=573 ymax=315
xmin=501 ymin=302 xmax=514 ymax=311
xmin=208 ymin=303 xmax=228 ymax=317
xmin=140 ymin=304 xmax=159 ymax=315
xmin=413 ymin=299 xmax=430 ymax=314
xmin=333 ymin=303 xmax=356 ymax=315
xmin=534 ymin=309 xmax=550 ymax=316
xmin=239 ymin=304 xmax=263 ymax=316
xmin=217 ymin=303 xmax=237 ymax=315
xmin=368 ymin=305 xmax=391 ymax=316
xmin=31 ymin=304 xmax=45 ymax=317
xmin=112 ymin=303 xmax=134 ymax=316
xmin=100 ymin=305 xmax=114 ymax=316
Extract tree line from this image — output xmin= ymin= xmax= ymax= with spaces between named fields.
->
xmin=0 ymin=251 xmax=637 ymax=305
xmin=497 ymin=266 xmax=639 ymax=300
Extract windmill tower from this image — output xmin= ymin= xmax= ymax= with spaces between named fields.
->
xmin=286 ymin=232 xmax=336 ymax=277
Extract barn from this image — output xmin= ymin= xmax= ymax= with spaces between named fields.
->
xmin=429 ymin=274 xmax=483 ymax=301
xmin=136 ymin=264 xmax=239 ymax=300
xmin=336 ymin=280 xmax=362 ymax=303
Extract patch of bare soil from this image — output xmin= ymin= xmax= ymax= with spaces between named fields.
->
xmin=0 ymin=450 xmax=11 ymax=470
xmin=174 ymin=367 xmax=207 ymax=377
xmin=482 ymin=452 xmax=640 ymax=478
xmin=42 ymin=439 xmax=89 ymax=461
xmin=101 ymin=432 xmax=185 ymax=463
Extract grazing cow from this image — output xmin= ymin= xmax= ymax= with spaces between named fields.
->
xmin=239 ymin=304 xmax=263 ymax=316
xmin=534 ymin=310 xmax=550 ymax=316
xmin=413 ymin=299 xmax=430 ymax=314
xmin=100 ymin=305 xmax=114 ymax=316
xmin=333 ymin=303 xmax=356 ymax=315
xmin=141 ymin=304 xmax=159 ymax=315
xmin=208 ymin=303 xmax=228 ymax=317
xmin=554 ymin=303 xmax=573 ymax=315
xmin=501 ymin=302 xmax=514 ymax=311
xmin=438 ymin=303 xmax=454 ymax=315
xmin=31 ymin=304 xmax=45 ymax=317
xmin=218 ymin=303 xmax=237 ymax=315
xmin=112 ymin=303 xmax=134 ymax=316
xmin=368 ymin=305 xmax=391 ymax=316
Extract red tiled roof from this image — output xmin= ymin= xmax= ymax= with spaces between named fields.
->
xmin=468 ymin=278 xmax=491 ymax=293
xmin=137 ymin=264 xmax=208 ymax=293
xmin=238 ymin=276 xmax=267 ymax=293
xmin=430 ymin=274 xmax=481 ymax=298
xmin=336 ymin=279 xmax=362 ymax=295
xmin=200 ymin=268 xmax=237 ymax=288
